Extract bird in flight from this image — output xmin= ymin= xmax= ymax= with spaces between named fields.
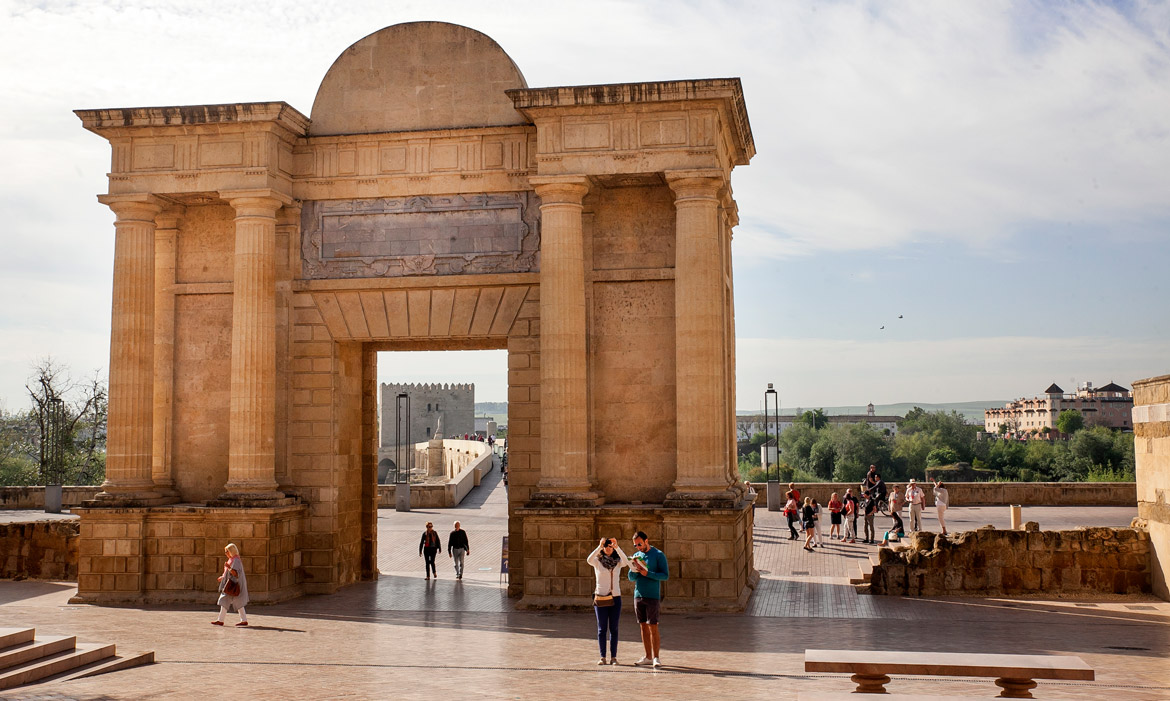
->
xmin=879 ymin=326 xmax=885 ymax=330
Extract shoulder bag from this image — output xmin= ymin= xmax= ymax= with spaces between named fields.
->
xmin=594 ymin=567 xmax=615 ymax=607
xmin=224 ymin=568 xmax=241 ymax=597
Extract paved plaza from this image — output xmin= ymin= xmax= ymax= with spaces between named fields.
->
xmin=2 ymin=465 xmax=1168 ymax=699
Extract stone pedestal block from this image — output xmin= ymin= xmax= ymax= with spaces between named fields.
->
xmin=513 ymin=501 xmax=756 ymax=611
xmin=71 ymin=503 xmax=306 ymax=605
xmin=1133 ymin=373 xmax=1170 ymax=601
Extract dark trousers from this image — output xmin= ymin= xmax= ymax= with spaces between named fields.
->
xmin=864 ymin=513 xmax=875 ymax=541
xmin=594 ymin=596 xmax=622 ymax=657
xmin=423 ymin=549 xmax=438 ymax=577
xmin=786 ymin=512 xmax=799 ymax=539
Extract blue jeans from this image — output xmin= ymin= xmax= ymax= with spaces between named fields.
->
xmin=594 ymin=596 xmax=621 ymax=658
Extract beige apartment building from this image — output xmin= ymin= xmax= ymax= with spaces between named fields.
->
xmin=984 ymin=381 xmax=1133 ymax=436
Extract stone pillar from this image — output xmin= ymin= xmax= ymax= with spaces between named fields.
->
xmin=92 ymin=194 xmax=169 ymax=505
xmin=218 ymin=191 xmax=290 ymax=503
xmin=151 ymin=209 xmax=181 ymax=498
xmin=665 ymin=171 xmax=739 ymax=507
xmin=529 ymin=176 xmax=602 ymax=506
xmin=1134 ymin=374 xmax=1170 ymax=601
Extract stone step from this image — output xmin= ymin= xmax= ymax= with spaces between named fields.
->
xmin=0 ymin=636 xmax=76 ymax=672
xmin=0 ymin=642 xmax=115 ymax=690
xmin=0 ymin=629 xmax=35 ymax=650
xmin=38 ymin=650 xmax=155 ymax=684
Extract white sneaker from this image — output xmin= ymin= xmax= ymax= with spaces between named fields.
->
xmin=609 ymin=658 xmax=618 ymax=665
xmin=652 ymin=657 xmax=662 ymax=668
xmin=634 ymin=656 xmax=653 ymax=666
xmin=598 ymin=658 xmax=607 ymax=665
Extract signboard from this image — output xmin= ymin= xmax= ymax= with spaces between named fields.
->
xmin=500 ymin=536 xmax=509 ymax=584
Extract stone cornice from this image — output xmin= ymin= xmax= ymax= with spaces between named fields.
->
xmin=75 ymin=102 xmax=310 ymax=140
xmin=507 ymin=78 xmax=755 ymax=164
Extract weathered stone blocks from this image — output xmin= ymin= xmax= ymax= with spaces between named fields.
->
xmin=869 ymin=526 xmax=1151 ymax=597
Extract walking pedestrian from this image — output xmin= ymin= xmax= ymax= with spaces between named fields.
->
xmin=811 ymin=498 xmax=824 ymax=546
xmin=448 ymin=521 xmax=470 ymax=580
xmin=628 ymin=531 xmax=669 ymax=668
xmin=789 ymin=482 xmax=803 ymax=531
xmin=843 ymin=488 xmax=859 ymax=543
xmin=419 ymin=521 xmax=442 ymax=580
xmin=888 ymin=485 xmax=905 ymax=536
xmin=906 ymin=478 xmax=925 ymax=531
xmin=212 ymin=543 xmax=249 ymax=626
xmin=587 ymin=537 xmax=629 ymax=665
xmin=801 ymin=497 xmax=817 ymax=551
xmin=783 ymin=490 xmax=800 ymax=540
xmin=863 ymin=489 xmax=878 ymax=544
xmin=827 ymin=492 xmax=843 ymax=541
xmin=933 ymin=479 xmax=949 ymax=535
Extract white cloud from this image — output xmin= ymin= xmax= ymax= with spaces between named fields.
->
xmin=0 ymin=1 xmax=1167 ymax=410
xmin=736 ymin=335 xmax=1166 ymax=408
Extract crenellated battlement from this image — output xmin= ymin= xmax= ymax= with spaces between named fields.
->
xmin=380 ymin=382 xmax=476 ymax=392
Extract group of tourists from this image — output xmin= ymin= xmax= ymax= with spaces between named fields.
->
xmin=784 ymin=466 xmax=950 ymax=552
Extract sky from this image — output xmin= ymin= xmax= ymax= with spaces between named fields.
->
xmin=0 ymin=0 xmax=1167 ymax=411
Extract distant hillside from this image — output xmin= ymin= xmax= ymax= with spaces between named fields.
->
xmin=737 ymin=401 xmax=1004 ymax=425
xmin=475 ymin=402 xmax=507 ymax=424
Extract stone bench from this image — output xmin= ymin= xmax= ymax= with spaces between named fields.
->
xmin=804 ymin=649 xmax=1094 ymax=698
xmin=799 ymin=694 xmax=999 ymax=701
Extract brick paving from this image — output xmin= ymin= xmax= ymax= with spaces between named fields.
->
xmin=1 ymin=471 xmax=1167 ymax=699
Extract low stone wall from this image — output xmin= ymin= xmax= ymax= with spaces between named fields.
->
xmin=868 ymin=524 xmax=1150 ymax=596
xmin=749 ymin=482 xmax=1136 ymax=506
xmin=0 ymin=486 xmax=102 ymax=509
xmin=0 ymin=521 xmax=80 ymax=580
xmin=378 ymin=442 xmax=493 ymax=508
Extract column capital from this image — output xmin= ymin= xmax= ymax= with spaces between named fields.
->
xmin=529 ymin=175 xmax=592 ymax=205
xmin=97 ymin=193 xmax=167 ymax=222
xmin=219 ymin=189 xmax=295 ymax=217
xmin=154 ymin=207 xmax=186 ymax=231
xmin=665 ymin=169 xmax=725 ymax=201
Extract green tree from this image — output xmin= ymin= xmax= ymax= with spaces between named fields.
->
xmin=23 ymin=359 xmax=107 ymax=486
xmin=926 ymin=446 xmax=959 ymax=467
xmin=797 ymin=408 xmax=829 ymax=430
xmin=831 ymin=423 xmax=892 ymax=483
xmin=1056 ymin=409 xmax=1085 ymax=435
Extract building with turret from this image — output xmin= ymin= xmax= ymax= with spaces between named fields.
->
xmin=379 ymin=383 xmax=475 ymax=480
xmin=984 ymin=381 xmax=1133 ymax=436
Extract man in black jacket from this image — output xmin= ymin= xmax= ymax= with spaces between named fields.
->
xmin=448 ymin=521 xmax=470 ymax=580
xmin=419 ymin=522 xmax=442 ymax=580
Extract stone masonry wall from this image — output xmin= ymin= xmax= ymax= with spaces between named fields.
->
xmin=747 ymin=481 xmax=1136 ymax=507
xmin=0 ymin=487 xmax=102 ymax=509
xmin=0 ymin=521 xmax=79 ymax=580
xmin=1133 ymin=373 xmax=1170 ymax=600
xmin=869 ymin=524 xmax=1150 ymax=596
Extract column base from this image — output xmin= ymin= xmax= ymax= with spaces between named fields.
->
xmin=83 ymin=490 xmax=178 ymax=508
xmin=208 ymin=490 xmax=292 ymax=507
xmin=527 ymin=490 xmax=605 ymax=508
xmin=663 ymin=487 xmax=742 ymax=509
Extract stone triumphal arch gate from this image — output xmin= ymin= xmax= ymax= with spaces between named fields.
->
xmin=74 ymin=22 xmax=756 ymax=609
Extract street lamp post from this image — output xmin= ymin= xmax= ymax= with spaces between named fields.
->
xmin=394 ymin=392 xmax=411 ymax=512
xmin=764 ymin=383 xmax=781 ymax=511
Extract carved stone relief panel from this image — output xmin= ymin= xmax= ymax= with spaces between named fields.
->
xmin=301 ymin=192 xmax=540 ymax=278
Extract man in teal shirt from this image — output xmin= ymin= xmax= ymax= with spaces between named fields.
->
xmin=628 ymin=530 xmax=669 ymax=668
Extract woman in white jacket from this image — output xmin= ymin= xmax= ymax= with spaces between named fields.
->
xmin=586 ymin=537 xmax=629 ymax=665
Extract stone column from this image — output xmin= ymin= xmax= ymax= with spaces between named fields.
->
xmin=218 ymin=190 xmax=290 ymax=503
xmin=93 ymin=194 xmax=169 ymax=505
xmin=151 ymin=210 xmax=181 ymax=498
xmin=665 ymin=170 xmax=738 ymax=507
xmin=529 ymin=176 xmax=602 ymax=506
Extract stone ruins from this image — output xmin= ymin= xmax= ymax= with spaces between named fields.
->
xmin=72 ymin=21 xmax=756 ymax=609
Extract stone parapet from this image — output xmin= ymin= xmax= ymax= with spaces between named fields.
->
xmin=0 ymin=487 xmax=102 ymax=510
xmin=0 ymin=521 xmax=79 ymax=580
xmin=868 ymin=525 xmax=1150 ymax=597
xmin=513 ymin=501 xmax=756 ymax=612
xmin=70 ymin=503 xmax=306 ymax=605
xmin=747 ymin=481 xmax=1137 ymax=507
xmin=1133 ymin=373 xmax=1170 ymax=600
